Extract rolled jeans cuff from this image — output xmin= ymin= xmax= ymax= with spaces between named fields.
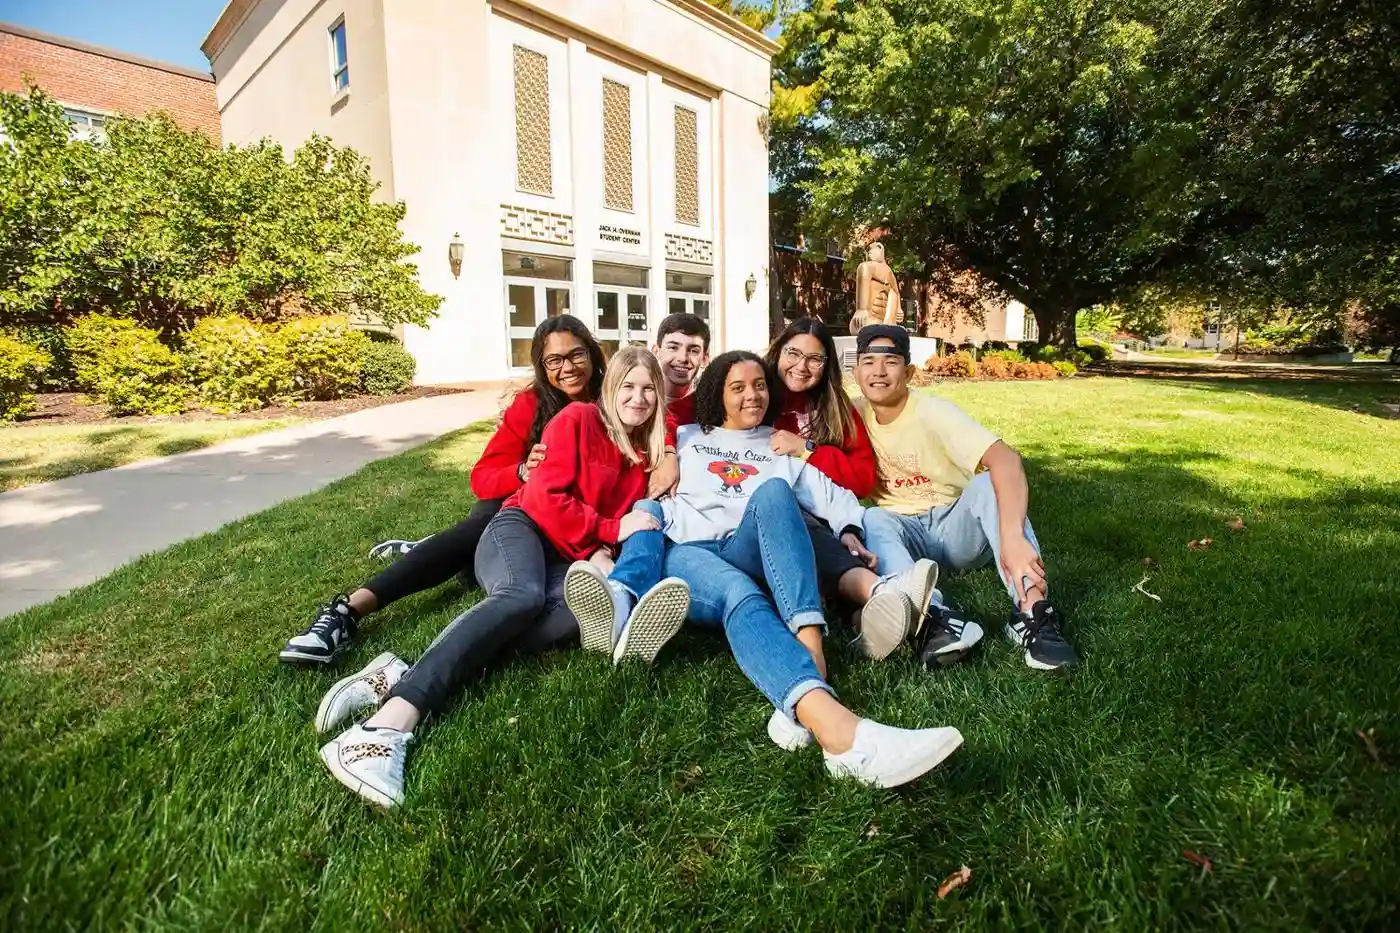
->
xmin=788 ymin=609 xmax=827 ymax=635
xmin=781 ymin=678 xmax=831 ymax=720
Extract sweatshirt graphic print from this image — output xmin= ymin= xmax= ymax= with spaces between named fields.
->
xmin=661 ymin=425 xmax=867 ymax=543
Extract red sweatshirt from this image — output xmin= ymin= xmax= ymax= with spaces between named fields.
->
xmin=774 ymin=388 xmax=878 ymax=498
xmin=506 ymin=402 xmax=648 ymax=560
xmin=663 ymin=391 xmax=697 ymax=448
xmin=470 ymin=388 xmax=540 ymax=500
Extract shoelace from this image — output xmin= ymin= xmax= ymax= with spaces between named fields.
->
xmin=1020 ymin=610 xmax=1068 ymax=648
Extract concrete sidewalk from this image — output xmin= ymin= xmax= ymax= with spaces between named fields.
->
xmin=0 ymin=389 xmax=505 ymax=618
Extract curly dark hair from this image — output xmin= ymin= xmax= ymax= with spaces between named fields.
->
xmin=764 ymin=316 xmax=856 ymax=447
xmin=692 ymin=350 xmax=780 ymax=433
xmin=527 ymin=315 xmax=606 ymax=446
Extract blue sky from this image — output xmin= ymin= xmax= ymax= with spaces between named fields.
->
xmin=0 ymin=0 xmax=227 ymax=71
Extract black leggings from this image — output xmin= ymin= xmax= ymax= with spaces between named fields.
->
xmin=361 ymin=498 xmax=505 ymax=607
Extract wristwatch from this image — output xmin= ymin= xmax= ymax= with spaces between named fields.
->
xmin=805 ymin=440 xmax=816 ymax=453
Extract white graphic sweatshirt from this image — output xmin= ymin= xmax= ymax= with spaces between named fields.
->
xmin=661 ymin=425 xmax=867 ymax=543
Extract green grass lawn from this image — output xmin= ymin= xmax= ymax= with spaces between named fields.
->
xmin=3 ymin=374 xmax=1398 ymax=930
xmin=1139 ymin=347 xmax=1222 ymax=359
xmin=0 ymin=419 xmax=300 ymax=491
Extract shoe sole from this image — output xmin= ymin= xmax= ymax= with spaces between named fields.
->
xmin=856 ymin=591 xmax=914 ymax=660
xmin=564 ymin=562 xmax=619 ymax=655
xmin=905 ymin=559 xmax=941 ymax=638
xmin=869 ymin=727 xmax=964 ymax=789
xmin=318 ymin=740 xmax=399 ymax=808
xmin=279 ymin=646 xmax=337 ymax=665
xmin=314 ymin=650 xmax=400 ymax=733
xmin=1002 ymin=623 xmax=1073 ymax=671
xmin=613 ymin=578 xmax=689 ymax=664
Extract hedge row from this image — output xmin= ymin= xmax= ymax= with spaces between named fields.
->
xmin=920 ymin=348 xmax=1078 ymax=381
xmin=2 ymin=316 xmax=416 ymax=421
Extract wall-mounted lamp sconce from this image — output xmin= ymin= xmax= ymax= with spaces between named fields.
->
xmin=745 ymin=273 xmax=758 ymax=303
xmin=447 ymin=232 xmax=464 ymax=279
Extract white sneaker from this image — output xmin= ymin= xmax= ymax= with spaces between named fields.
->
xmin=887 ymin=559 xmax=941 ymax=629
xmin=314 ymin=651 xmax=409 ymax=733
xmin=823 ymin=719 xmax=963 ymax=788
xmin=564 ymin=561 xmax=631 ymax=654
xmin=613 ymin=577 xmax=689 ymax=664
xmin=766 ymin=708 xmax=814 ymax=751
xmin=319 ymin=722 xmax=412 ymax=807
xmin=854 ymin=590 xmax=915 ymax=660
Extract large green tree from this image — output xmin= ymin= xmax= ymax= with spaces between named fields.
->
xmin=772 ymin=0 xmax=1400 ymax=346
xmin=0 ymin=86 xmax=441 ymax=333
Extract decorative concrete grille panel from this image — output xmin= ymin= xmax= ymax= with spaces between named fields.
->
xmin=501 ymin=204 xmax=574 ymax=245
xmin=513 ymin=45 xmax=552 ymax=195
xmin=674 ymin=106 xmax=700 ymax=225
xmin=602 ymin=79 xmax=633 ymax=212
xmin=665 ymin=233 xmax=713 ymax=264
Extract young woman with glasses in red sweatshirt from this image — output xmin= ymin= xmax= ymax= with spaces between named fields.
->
xmin=312 ymin=347 xmax=684 ymax=807
xmin=278 ymin=316 xmax=606 ymax=666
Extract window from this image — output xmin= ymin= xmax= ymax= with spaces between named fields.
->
xmin=513 ymin=45 xmax=553 ymax=195
xmin=1022 ymin=312 xmax=1039 ymax=342
xmin=593 ymin=263 xmax=650 ymax=357
xmin=601 ymin=79 xmax=633 ymax=212
xmin=502 ymin=251 xmax=572 ymax=367
xmin=63 ymin=107 xmax=107 ymax=141
xmin=329 ymin=19 xmax=349 ymax=91
xmin=666 ymin=270 xmax=711 ymax=322
xmin=674 ymin=106 xmax=700 ymax=225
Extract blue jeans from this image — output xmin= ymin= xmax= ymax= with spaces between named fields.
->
xmin=611 ymin=482 xmax=831 ymax=716
xmin=863 ymin=472 xmax=1041 ymax=607
xmin=613 ymin=481 xmax=826 ymax=633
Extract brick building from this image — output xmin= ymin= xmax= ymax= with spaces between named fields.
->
xmin=0 ymin=21 xmax=220 ymax=140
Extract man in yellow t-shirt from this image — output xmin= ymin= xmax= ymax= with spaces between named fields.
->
xmin=851 ymin=325 xmax=1079 ymax=671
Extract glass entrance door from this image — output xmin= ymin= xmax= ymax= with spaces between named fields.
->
xmin=666 ymin=270 xmax=712 ymax=323
xmin=504 ymin=251 xmax=573 ymax=368
xmin=594 ymin=263 xmax=650 ymax=358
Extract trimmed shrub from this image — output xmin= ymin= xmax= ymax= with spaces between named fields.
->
xmin=66 ymin=318 xmax=188 ymax=415
xmin=0 ymin=333 xmax=52 ymax=420
xmin=64 ymin=315 xmax=145 ymax=390
xmin=1079 ymin=343 xmax=1109 ymax=363
xmin=982 ymin=349 xmax=1027 ymax=365
xmin=13 ymin=325 xmax=78 ymax=390
xmin=1053 ymin=360 xmax=1078 ymax=377
xmin=360 ymin=340 xmax=416 ymax=396
xmin=926 ymin=350 xmax=976 ymax=378
xmin=279 ymin=317 xmax=371 ymax=401
xmin=184 ymin=316 xmax=291 ymax=412
xmin=978 ymin=355 xmax=1013 ymax=379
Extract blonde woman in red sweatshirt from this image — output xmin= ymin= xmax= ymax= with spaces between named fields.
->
xmin=312 ymin=347 xmax=684 ymax=808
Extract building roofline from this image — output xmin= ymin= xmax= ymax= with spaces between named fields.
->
xmin=0 ymin=20 xmax=215 ymax=82
xmin=201 ymin=0 xmax=779 ymax=66
xmin=665 ymin=0 xmax=780 ymax=56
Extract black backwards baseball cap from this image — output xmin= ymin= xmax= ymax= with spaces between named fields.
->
xmin=856 ymin=324 xmax=911 ymax=362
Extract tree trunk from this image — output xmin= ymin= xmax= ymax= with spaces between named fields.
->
xmin=1033 ymin=303 xmax=1078 ymax=349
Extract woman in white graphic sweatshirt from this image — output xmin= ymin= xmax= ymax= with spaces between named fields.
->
xmin=565 ymin=351 xmax=962 ymax=789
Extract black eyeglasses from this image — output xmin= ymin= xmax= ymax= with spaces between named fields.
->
xmin=542 ymin=348 xmax=591 ymax=372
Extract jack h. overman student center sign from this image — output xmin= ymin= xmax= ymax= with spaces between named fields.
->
xmin=599 ymin=224 xmax=643 ymax=246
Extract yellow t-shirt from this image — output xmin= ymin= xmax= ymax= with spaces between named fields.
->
xmin=854 ymin=394 xmax=1000 ymax=515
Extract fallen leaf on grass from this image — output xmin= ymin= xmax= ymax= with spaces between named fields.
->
xmin=1357 ymin=728 xmax=1382 ymax=764
xmin=507 ymin=716 xmax=519 ymax=725
xmin=1141 ymin=557 xmax=1156 ymax=568
xmin=1133 ymin=576 xmax=1162 ymax=602
xmin=1187 ymin=537 xmax=1213 ymax=551
xmin=1182 ymin=850 xmax=1213 ymax=872
xmin=1226 ymin=517 xmax=1245 ymax=530
xmin=937 ymin=865 xmax=972 ymax=898
xmin=864 ymin=824 xmax=880 ymax=838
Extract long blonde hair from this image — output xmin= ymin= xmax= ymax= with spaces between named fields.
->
xmin=598 ymin=346 xmax=667 ymax=469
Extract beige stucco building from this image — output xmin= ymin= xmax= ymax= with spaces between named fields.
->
xmin=202 ymin=0 xmax=776 ymax=382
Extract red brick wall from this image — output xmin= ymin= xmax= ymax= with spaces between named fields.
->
xmin=0 ymin=28 xmax=220 ymax=140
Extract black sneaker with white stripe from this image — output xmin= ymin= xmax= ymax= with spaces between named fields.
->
xmin=915 ymin=605 xmax=985 ymax=668
xmin=279 ymin=595 xmax=360 ymax=665
xmin=1004 ymin=600 xmax=1079 ymax=670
